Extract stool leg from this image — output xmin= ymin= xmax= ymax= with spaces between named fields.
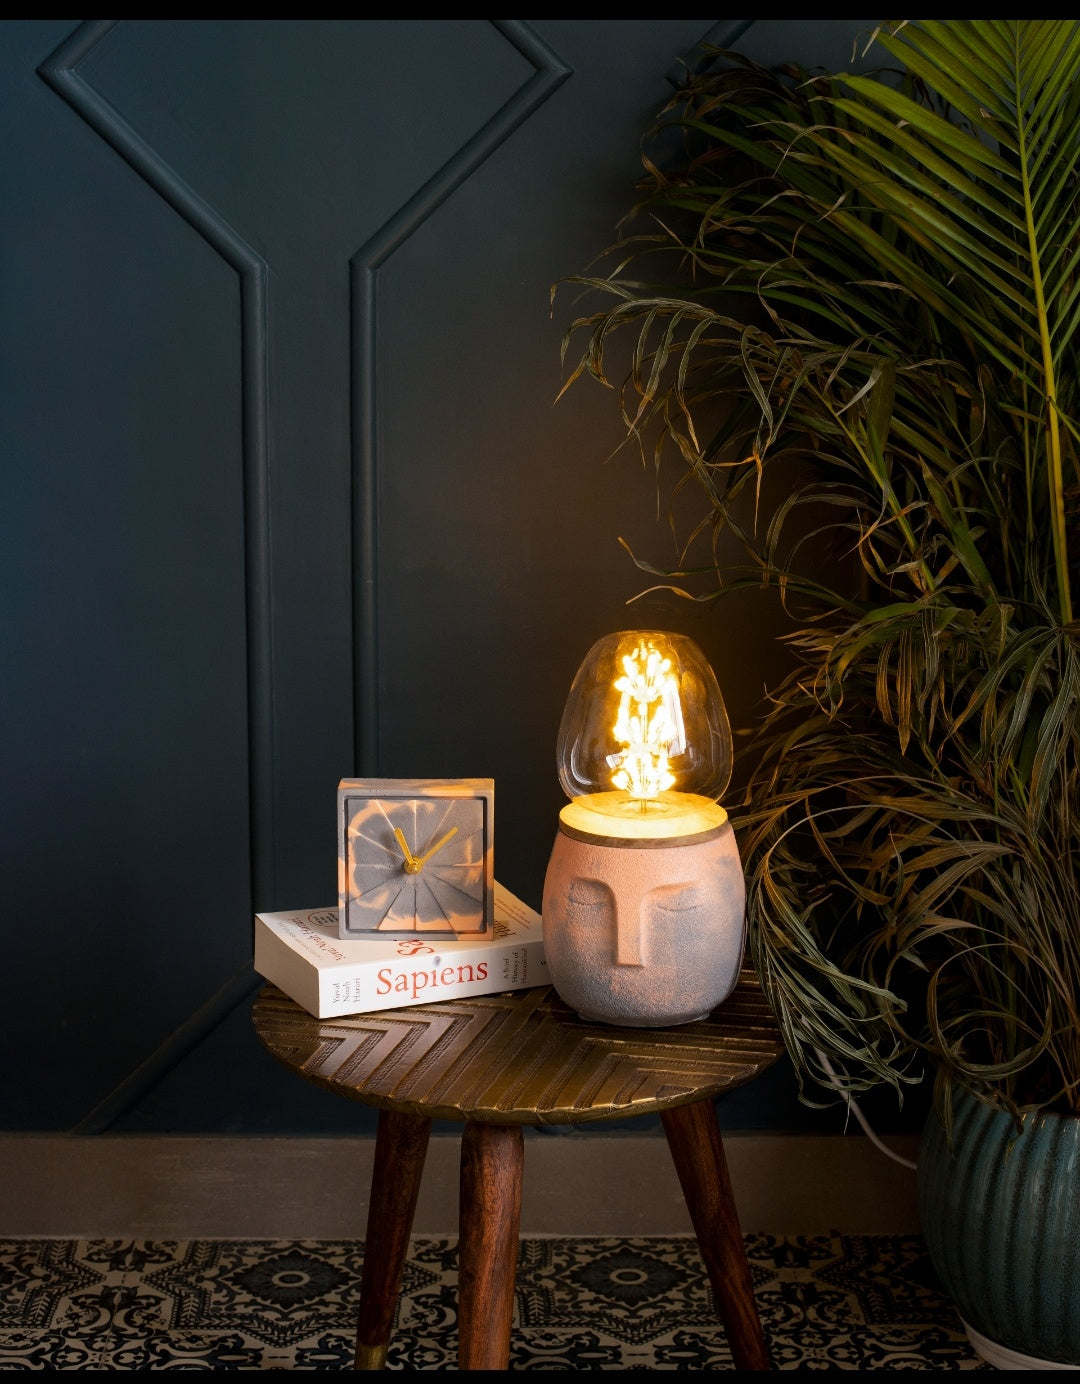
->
xmin=457 ymin=1121 xmax=524 ymax=1371
xmin=661 ymin=1098 xmax=770 ymax=1371
xmin=355 ymin=1108 xmax=432 ymax=1370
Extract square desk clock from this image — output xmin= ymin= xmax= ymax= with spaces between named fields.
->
xmin=338 ymin=777 xmax=494 ymax=939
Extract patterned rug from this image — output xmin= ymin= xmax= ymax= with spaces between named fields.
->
xmin=0 ymin=1234 xmax=990 ymax=1370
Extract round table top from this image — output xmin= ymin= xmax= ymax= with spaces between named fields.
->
xmin=251 ymin=969 xmax=784 ymax=1127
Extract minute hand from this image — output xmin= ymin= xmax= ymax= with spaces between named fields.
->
xmin=413 ymin=826 xmax=459 ymax=869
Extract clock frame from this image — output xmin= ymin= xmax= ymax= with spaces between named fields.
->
xmin=337 ymin=777 xmax=494 ymax=939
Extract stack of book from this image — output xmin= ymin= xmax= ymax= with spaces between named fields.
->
xmin=254 ymin=881 xmax=548 ymax=1019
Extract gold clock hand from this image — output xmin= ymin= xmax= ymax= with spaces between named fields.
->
xmin=393 ymin=827 xmax=421 ymax=873
xmin=413 ymin=826 xmax=459 ymax=868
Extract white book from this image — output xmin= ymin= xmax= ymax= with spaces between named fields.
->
xmin=254 ymin=880 xmax=549 ymax=1019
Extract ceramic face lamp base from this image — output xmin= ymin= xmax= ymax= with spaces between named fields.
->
xmin=541 ymin=804 xmax=746 ymax=1028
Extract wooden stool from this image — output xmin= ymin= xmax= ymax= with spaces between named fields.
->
xmin=252 ymin=969 xmax=783 ymax=1371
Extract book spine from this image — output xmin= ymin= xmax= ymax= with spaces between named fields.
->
xmin=319 ymin=935 xmax=547 ymax=1017
xmin=255 ymin=923 xmax=322 ymax=1017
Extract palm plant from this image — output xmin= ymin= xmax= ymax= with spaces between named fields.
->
xmin=558 ymin=20 xmax=1080 ymax=1122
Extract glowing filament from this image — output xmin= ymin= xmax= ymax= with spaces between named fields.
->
xmin=607 ymin=642 xmax=685 ymax=803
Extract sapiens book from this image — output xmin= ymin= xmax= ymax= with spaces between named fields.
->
xmin=254 ymin=880 xmax=549 ymax=1019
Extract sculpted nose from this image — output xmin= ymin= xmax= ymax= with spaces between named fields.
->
xmin=614 ymin=897 xmax=645 ymax=967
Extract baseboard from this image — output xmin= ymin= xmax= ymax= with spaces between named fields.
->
xmin=0 ymin=1130 xmax=921 ymax=1239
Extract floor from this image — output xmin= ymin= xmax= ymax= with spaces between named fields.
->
xmin=0 ymin=1233 xmax=990 ymax=1370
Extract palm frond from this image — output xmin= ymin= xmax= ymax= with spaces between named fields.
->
xmin=555 ymin=21 xmax=1080 ymax=1118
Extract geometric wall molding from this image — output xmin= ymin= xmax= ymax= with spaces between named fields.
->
xmin=351 ymin=21 xmax=571 ymax=771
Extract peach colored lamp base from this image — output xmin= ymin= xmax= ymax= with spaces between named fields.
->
xmin=541 ymin=809 xmax=746 ymax=1027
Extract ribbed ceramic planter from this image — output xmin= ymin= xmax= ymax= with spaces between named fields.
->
xmin=917 ymin=1085 xmax=1080 ymax=1369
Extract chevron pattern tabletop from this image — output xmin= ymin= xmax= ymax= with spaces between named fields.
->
xmin=251 ymin=970 xmax=785 ymax=1125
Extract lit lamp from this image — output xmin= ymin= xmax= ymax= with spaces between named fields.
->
xmin=541 ymin=630 xmax=745 ymax=1026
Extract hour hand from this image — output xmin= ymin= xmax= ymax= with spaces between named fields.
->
xmin=393 ymin=827 xmax=421 ymax=874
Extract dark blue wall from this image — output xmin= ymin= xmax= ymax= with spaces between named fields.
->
xmin=2 ymin=19 xmax=913 ymax=1137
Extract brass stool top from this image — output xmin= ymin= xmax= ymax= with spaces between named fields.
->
xmin=252 ymin=969 xmax=783 ymax=1126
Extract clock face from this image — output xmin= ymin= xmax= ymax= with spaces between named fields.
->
xmin=338 ymin=779 xmax=493 ymax=938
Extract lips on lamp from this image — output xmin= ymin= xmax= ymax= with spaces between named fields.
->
xmin=541 ymin=630 xmax=746 ymax=1026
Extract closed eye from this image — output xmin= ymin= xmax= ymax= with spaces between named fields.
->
xmin=567 ymin=878 xmax=611 ymax=907
xmin=647 ymin=883 xmax=706 ymax=913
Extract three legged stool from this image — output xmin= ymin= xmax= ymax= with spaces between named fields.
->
xmin=252 ymin=969 xmax=783 ymax=1371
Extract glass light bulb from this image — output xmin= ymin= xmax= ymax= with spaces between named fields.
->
xmin=555 ymin=630 xmax=732 ymax=829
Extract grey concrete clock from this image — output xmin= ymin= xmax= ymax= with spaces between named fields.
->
xmin=337 ymin=777 xmax=494 ymax=939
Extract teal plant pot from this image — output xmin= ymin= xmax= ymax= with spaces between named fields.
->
xmin=917 ymin=1084 xmax=1080 ymax=1368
